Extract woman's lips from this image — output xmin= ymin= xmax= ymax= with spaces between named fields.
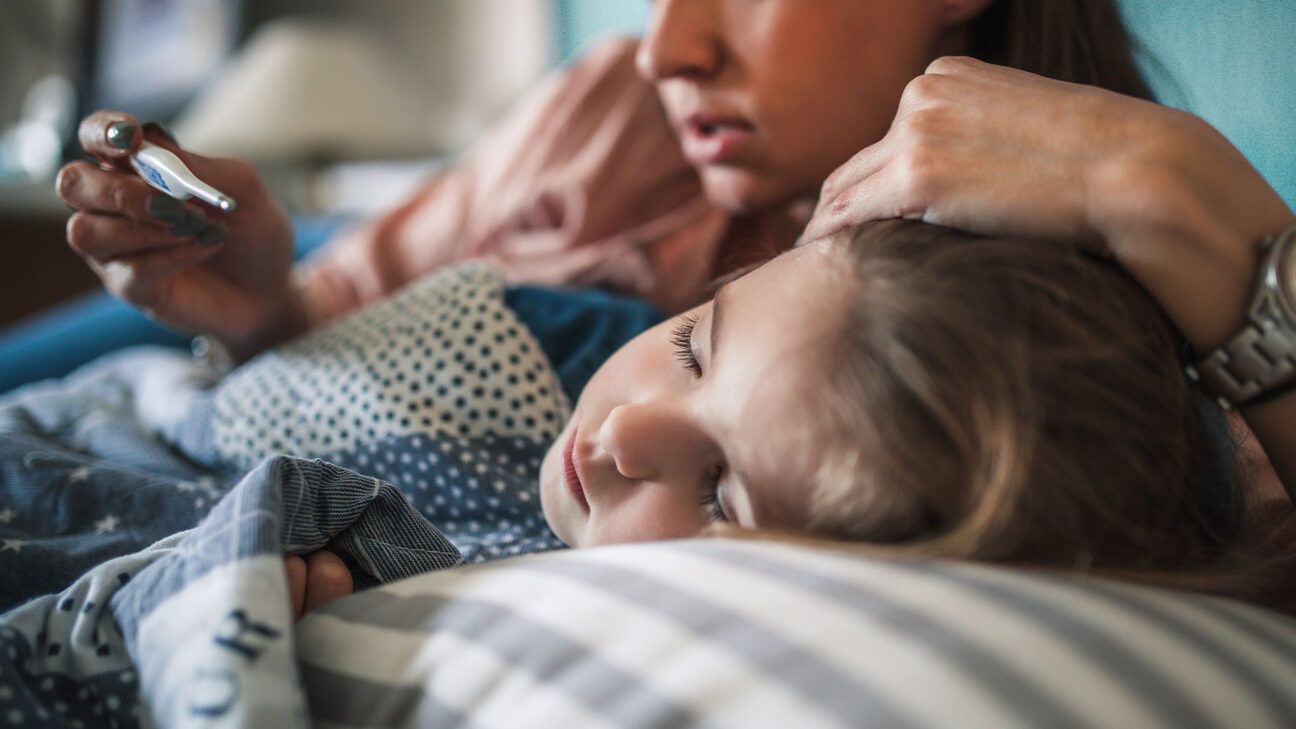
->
xmin=680 ymin=114 xmax=755 ymax=166
xmin=562 ymin=429 xmax=590 ymax=513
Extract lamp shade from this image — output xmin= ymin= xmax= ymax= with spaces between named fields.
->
xmin=173 ymin=19 xmax=435 ymax=161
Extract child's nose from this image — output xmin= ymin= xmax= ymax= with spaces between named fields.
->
xmin=636 ymin=0 xmax=724 ymax=83
xmin=598 ymin=400 xmax=708 ymax=483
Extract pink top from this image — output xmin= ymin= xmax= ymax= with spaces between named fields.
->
xmin=296 ymin=38 xmax=805 ymax=323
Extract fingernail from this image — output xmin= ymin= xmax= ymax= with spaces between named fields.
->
xmin=106 ymin=122 xmax=136 ymax=149
xmin=171 ymin=208 xmax=207 ymax=236
xmin=143 ymin=121 xmax=178 ymax=145
xmin=196 ymin=222 xmax=228 ymax=247
xmin=56 ymin=164 xmax=78 ymax=193
xmin=147 ymin=194 xmax=187 ymax=224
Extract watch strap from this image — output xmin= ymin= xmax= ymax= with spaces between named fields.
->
xmin=1187 ymin=226 xmax=1296 ymax=410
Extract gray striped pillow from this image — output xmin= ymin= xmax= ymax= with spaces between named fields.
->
xmin=296 ymin=539 xmax=1296 ymax=729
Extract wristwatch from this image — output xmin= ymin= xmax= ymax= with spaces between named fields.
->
xmin=1187 ymin=224 xmax=1296 ymax=410
xmin=191 ymin=335 xmax=236 ymax=374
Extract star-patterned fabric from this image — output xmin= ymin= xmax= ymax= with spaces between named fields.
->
xmin=0 ymin=455 xmax=465 ymax=729
xmin=0 ymin=352 xmax=232 ymax=609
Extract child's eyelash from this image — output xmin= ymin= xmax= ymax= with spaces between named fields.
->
xmin=670 ymin=314 xmax=703 ymax=377
xmin=700 ymin=464 xmax=727 ymax=522
xmin=670 ymin=315 xmax=724 ymax=521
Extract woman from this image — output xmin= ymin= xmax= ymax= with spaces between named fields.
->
xmin=58 ymin=2 xmax=1295 ymax=503
xmin=56 ymin=2 xmax=1152 ymax=350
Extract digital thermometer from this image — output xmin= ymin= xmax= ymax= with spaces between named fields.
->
xmin=130 ymin=141 xmax=237 ymax=212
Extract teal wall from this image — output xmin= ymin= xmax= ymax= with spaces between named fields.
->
xmin=555 ymin=0 xmax=646 ymax=62
xmin=1119 ymin=0 xmax=1295 ymax=211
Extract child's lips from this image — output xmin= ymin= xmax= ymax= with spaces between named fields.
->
xmin=563 ymin=429 xmax=589 ymax=513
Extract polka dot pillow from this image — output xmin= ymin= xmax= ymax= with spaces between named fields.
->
xmin=210 ymin=262 xmax=571 ymax=470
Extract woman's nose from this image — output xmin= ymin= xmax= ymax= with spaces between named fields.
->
xmin=598 ymin=400 xmax=708 ymax=483
xmin=636 ymin=0 xmax=724 ymax=83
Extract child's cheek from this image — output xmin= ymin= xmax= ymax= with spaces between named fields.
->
xmin=591 ymin=491 xmax=709 ymax=546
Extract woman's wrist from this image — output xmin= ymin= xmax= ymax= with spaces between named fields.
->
xmin=1091 ymin=109 xmax=1296 ymax=352
xmin=218 ymin=285 xmax=311 ymax=364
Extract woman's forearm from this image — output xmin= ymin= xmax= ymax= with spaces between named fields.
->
xmin=1093 ymin=111 xmax=1296 ymax=353
xmin=1093 ymin=113 xmax=1296 ymax=500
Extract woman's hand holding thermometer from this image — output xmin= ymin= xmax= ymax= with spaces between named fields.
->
xmin=130 ymin=141 xmax=238 ymax=212
xmin=57 ymin=111 xmax=303 ymax=362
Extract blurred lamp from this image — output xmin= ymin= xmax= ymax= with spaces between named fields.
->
xmin=173 ymin=19 xmax=435 ymax=161
xmin=0 ymin=75 xmax=77 ymax=181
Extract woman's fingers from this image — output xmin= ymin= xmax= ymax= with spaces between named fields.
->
xmin=302 ymin=550 xmax=354 ymax=615
xmin=809 ymin=136 xmax=896 ymax=237
xmin=89 ymin=244 xmax=225 ymax=309
xmin=816 ymin=135 xmax=894 ymax=211
xmin=55 ymin=110 xmax=299 ymax=352
xmin=78 ymin=110 xmax=143 ymax=167
xmin=805 ymin=69 xmax=969 ymax=241
xmin=805 ymin=55 xmax=1097 ymax=244
xmin=804 ymin=162 xmax=908 ymax=241
xmin=59 ymin=160 xmax=229 ymax=265
xmin=806 ymin=137 xmax=946 ymax=242
xmin=66 ymin=210 xmax=224 ymax=261
xmin=60 ymin=162 xmax=218 ymax=230
xmin=70 ymin=111 xmax=230 ymax=210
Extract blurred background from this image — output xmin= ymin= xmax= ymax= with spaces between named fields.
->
xmin=0 ymin=0 xmax=648 ymax=327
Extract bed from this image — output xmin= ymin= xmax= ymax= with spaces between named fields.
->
xmin=2 ymin=253 xmax=1293 ymax=729
xmin=2 ymin=2 xmax=1295 ymax=727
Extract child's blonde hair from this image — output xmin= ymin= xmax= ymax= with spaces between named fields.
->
xmin=755 ymin=221 xmax=1295 ymax=613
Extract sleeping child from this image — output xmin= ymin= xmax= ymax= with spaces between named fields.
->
xmin=6 ymin=221 xmax=1292 ymax=727
xmin=273 ymin=220 xmax=1294 ymax=618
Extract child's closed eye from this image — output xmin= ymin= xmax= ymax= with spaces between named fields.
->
xmin=671 ymin=314 xmax=702 ymax=377
xmin=700 ymin=463 xmax=728 ymax=522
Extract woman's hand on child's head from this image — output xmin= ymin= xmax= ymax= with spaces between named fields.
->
xmin=803 ymin=56 xmax=1296 ymax=352
xmin=284 ymin=550 xmax=354 ymax=622
xmin=56 ymin=110 xmax=305 ymax=362
xmin=807 ymin=56 xmax=1134 ymax=245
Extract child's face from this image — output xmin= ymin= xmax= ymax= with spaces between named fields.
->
xmin=539 ymin=238 xmax=849 ymax=547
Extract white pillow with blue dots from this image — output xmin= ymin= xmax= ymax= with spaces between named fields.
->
xmin=211 ymin=262 xmax=571 ymax=471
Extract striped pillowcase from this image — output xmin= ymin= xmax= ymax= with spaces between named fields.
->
xmin=296 ymin=539 xmax=1296 ymax=729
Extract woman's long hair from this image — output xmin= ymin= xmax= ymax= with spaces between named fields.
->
xmin=968 ymin=0 xmax=1154 ymax=99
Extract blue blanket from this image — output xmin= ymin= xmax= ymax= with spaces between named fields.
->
xmin=0 ymin=264 xmax=664 ymax=727
xmin=0 ymin=349 xmax=466 ymax=728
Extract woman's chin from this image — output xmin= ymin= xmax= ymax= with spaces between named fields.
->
xmin=698 ymin=168 xmax=791 ymax=215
